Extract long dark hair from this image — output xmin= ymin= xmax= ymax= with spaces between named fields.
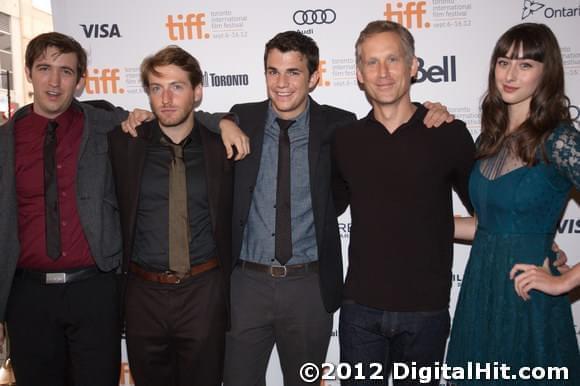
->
xmin=477 ymin=23 xmax=571 ymax=164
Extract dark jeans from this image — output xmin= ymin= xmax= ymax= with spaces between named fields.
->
xmin=339 ymin=302 xmax=450 ymax=386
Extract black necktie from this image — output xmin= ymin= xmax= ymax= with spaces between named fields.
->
xmin=44 ymin=120 xmax=60 ymax=260
xmin=275 ymin=118 xmax=294 ymax=265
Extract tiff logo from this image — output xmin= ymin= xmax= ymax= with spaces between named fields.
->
xmin=85 ymin=68 xmax=124 ymax=94
xmin=317 ymin=60 xmax=330 ymax=87
xmin=166 ymin=13 xmax=210 ymax=40
xmin=384 ymin=1 xmax=430 ymax=29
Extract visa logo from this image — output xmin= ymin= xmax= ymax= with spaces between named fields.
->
xmin=557 ymin=218 xmax=580 ymax=234
xmin=80 ymin=24 xmax=121 ymax=38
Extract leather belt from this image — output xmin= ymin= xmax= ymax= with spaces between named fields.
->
xmin=130 ymin=257 xmax=219 ymax=284
xmin=239 ymin=260 xmax=318 ymax=278
xmin=14 ymin=266 xmax=101 ymax=284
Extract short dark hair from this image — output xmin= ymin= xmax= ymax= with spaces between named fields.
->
xmin=264 ymin=31 xmax=319 ymax=75
xmin=355 ymin=20 xmax=415 ymax=65
xmin=141 ymin=45 xmax=203 ymax=91
xmin=25 ymin=32 xmax=87 ymax=82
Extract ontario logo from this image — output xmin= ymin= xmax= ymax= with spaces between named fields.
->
xmin=521 ymin=0 xmax=545 ymax=19
xmin=521 ymin=0 xmax=580 ymax=19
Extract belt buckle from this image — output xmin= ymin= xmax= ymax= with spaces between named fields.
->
xmin=165 ymin=271 xmax=188 ymax=284
xmin=269 ymin=264 xmax=287 ymax=278
xmin=45 ymin=272 xmax=67 ymax=284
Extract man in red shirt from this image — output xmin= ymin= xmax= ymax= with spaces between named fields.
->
xmin=0 ymin=32 xmax=126 ymax=386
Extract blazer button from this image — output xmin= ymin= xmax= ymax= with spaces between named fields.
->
xmin=239 ymin=219 xmax=245 ymax=227
xmin=249 ymin=186 xmax=254 ymax=193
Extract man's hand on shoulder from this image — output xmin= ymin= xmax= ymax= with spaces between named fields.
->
xmin=121 ymin=108 xmax=155 ymax=137
xmin=220 ymin=118 xmax=250 ymax=161
xmin=423 ymin=101 xmax=454 ymax=128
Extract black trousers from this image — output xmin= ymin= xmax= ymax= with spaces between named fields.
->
xmin=223 ymin=266 xmax=333 ymax=386
xmin=125 ymin=268 xmax=227 ymax=386
xmin=6 ymin=271 xmax=121 ymax=386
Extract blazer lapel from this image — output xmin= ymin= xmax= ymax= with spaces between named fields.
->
xmin=308 ymin=99 xmax=324 ymax=195
xmin=198 ymin=125 xmax=221 ymax=234
xmin=124 ymin=128 xmax=148 ymax=257
xmin=241 ymin=102 xmax=269 ymax=190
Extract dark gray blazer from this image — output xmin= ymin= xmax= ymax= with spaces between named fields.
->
xmin=0 ymin=100 xmax=128 ymax=321
xmin=230 ymin=97 xmax=356 ymax=313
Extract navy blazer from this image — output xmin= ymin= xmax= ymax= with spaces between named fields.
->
xmin=230 ymin=97 xmax=356 ymax=313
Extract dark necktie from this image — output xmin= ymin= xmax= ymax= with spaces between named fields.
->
xmin=165 ymin=139 xmax=191 ymax=274
xmin=275 ymin=118 xmax=294 ymax=265
xmin=44 ymin=120 xmax=60 ymax=260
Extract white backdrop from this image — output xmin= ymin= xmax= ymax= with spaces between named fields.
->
xmin=51 ymin=0 xmax=580 ymax=384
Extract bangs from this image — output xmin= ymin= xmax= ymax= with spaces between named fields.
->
xmin=494 ymin=27 xmax=545 ymax=62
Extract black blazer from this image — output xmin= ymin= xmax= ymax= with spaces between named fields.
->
xmin=231 ymin=98 xmax=356 ymax=313
xmin=108 ymin=119 xmax=234 ymax=315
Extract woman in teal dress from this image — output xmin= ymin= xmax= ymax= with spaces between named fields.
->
xmin=446 ymin=23 xmax=580 ymax=385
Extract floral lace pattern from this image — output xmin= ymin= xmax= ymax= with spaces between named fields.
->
xmin=548 ymin=125 xmax=580 ymax=188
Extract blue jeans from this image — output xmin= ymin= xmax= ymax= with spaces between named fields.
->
xmin=339 ymin=301 xmax=450 ymax=385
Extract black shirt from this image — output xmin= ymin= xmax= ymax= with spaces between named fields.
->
xmin=132 ymin=120 xmax=216 ymax=271
xmin=333 ymin=104 xmax=475 ymax=311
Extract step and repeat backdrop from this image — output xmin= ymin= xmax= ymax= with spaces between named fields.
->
xmin=51 ymin=0 xmax=580 ymax=384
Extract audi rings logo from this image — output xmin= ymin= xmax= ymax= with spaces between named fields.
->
xmin=293 ymin=9 xmax=337 ymax=25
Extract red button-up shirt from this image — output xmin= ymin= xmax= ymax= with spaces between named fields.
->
xmin=14 ymin=105 xmax=95 ymax=271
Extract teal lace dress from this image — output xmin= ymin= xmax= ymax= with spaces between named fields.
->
xmin=446 ymin=124 xmax=580 ymax=385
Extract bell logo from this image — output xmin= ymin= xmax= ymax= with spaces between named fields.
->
xmin=384 ymin=1 xmax=430 ymax=29
xmin=166 ymin=13 xmax=210 ymax=40
xmin=85 ymin=68 xmax=124 ymax=94
xmin=317 ymin=60 xmax=330 ymax=87
xmin=415 ymin=56 xmax=456 ymax=83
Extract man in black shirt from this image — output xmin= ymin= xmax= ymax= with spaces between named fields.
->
xmin=108 ymin=46 xmax=233 ymax=386
xmin=333 ymin=21 xmax=475 ymax=385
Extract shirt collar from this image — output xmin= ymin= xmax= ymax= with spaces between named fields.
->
xmin=365 ymin=102 xmax=426 ymax=129
xmin=266 ymin=97 xmax=311 ymax=130
xmin=22 ymin=103 xmax=80 ymax=131
xmin=149 ymin=119 xmax=197 ymax=146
